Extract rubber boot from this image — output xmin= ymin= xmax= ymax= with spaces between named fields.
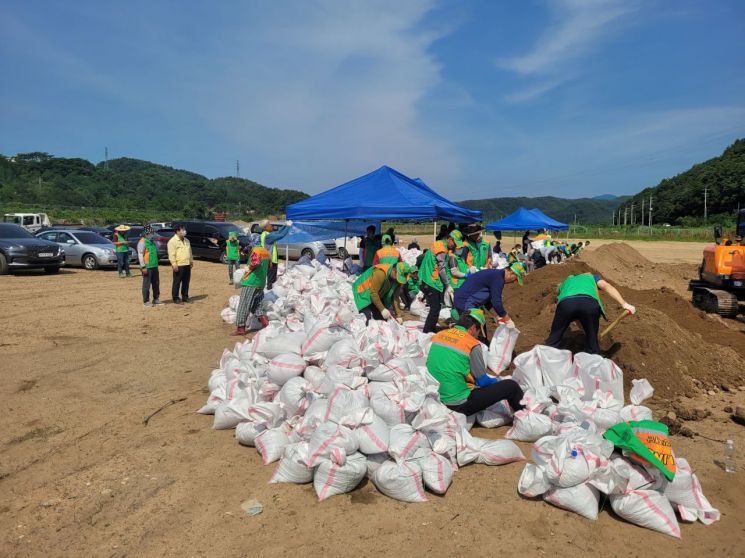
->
xmin=259 ymin=316 xmax=269 ymax=330
xmin=230 ymin=326 xmax=247 ymax=336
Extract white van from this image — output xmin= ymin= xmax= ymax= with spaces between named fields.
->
xmin=3 ymin=213 xmax=51 ymax=233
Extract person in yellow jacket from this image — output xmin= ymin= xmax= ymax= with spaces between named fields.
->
xmin=167 ymin=224 xmax=193 ymax=304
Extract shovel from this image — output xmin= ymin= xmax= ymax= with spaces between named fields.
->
xmin=600 ymin=309 xmax=631 ymax=339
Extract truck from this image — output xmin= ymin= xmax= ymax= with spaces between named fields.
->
xmin=3 ymin=213 xmax=51 ymax=233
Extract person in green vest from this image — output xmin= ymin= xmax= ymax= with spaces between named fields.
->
xmin=373 ymin=234 xmax=402 ymax=266
xmin=545 ymin=272 xmax=636 ymax=354
xmin=445 ymin=230 xmax=471 ymax=301
xmin=225 ymin=231 xmax=242 ymax=285
xmin=400 ymin=264 xmax=419 ymax=311
xmin=137 ymin=226 xmax=162 ymax=307
xmin=358 ymin=225 xmax=381 ymax=271
xmin=113 ymin=224 xmax=132 ymax=278
xmin=259 ymin=219 xmax=293 ymax=290
xmin=426 ymin=309 xmax=525 ymax=415
xmin=465 ymin=227 xmax=492 ymax=270
xmin=353 ymin=261 xmax=410 ymax=324
xmin=418 ymin=241 xmax=448 ymax=333
xmin=231 ymin=235 xmax=271 ymax=336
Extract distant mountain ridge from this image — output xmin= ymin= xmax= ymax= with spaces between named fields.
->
xmin=458 ymin=195 xmax=628 ymax=225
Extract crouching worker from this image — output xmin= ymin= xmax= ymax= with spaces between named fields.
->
xmin=353 ymin=261 xmax=411 ymax=324
xmin=231 ymin=236 xmax=271 ymax=336
xmin=426 ymin=309 xmax=525 ymax=416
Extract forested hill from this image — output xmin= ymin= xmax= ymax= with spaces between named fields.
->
xmin=622 ymin=138 xmax=745 ymax=226
xmin=0 ymin=153 xmax=308 ymax=217
xmin=458 ymin=195 xmax=628 ymax=225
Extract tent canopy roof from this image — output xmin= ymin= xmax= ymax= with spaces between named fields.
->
xmin=485 ymin=207 xmax=568 ymax=231
xmin=286 ymin=165 xmax=482 ymax=223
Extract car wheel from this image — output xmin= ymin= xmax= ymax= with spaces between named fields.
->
xmin=44 ymin=266 xmax=60 ymax=274
xmin=301 ymin=248 xmax=314 ymax=259
xmin=337 ymin=247 xmax=349 ymax=260
xmin=82 ymin=253 xmax=99 ymax=270
xmin=0 ymin=253 xmax=8 ymax=275
xmin=219 ymin=251 xmax=228 ymax=264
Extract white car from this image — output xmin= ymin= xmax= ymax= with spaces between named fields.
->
xmin=36 ymin=229 xmax=121 ymax=270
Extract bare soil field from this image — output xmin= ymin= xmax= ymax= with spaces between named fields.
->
xmin=1 ymin=241 xmax=744 ymax=557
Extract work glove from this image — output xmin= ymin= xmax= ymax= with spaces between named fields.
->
xmin=381 ymin=308 xmax=393 ymax=321
xmin=445 ymin=287 xmax=454 ymax=307
xmin=622 ymin=303 xmax=636 ymax=315
xmin=469 ymin=266 xmax=478 ymax=274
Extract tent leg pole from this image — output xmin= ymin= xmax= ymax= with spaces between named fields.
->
xmin=433 ymin=220 xmax=436 ymax=245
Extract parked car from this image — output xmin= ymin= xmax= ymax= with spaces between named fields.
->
xmin=175 ymin=220 xmax=251 ymax=263
xmin=0 ymin=223 xmax=65 ymax=274
xmin=36 ymin=229 xmax=119 ymax=270
xmin=149 ymin=222 xmax=172 ymax=231
xmin=76 ymin=226 xmax=112 ymax=237
xmin=249 ymin=221 xmax=338 ymax=260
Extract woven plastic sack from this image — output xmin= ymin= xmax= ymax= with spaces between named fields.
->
xmin=544 ymin=482 xmax=600 ymax=520
xmin=255 ymin=426 xmax=291 ymax=465
xmin=619 ymin=404 xmax=653 ymax=422
xmin=221 ymin=307 xmax=237 ymax=324
xmin=388 ymin=424 xmax=430 ymax=462
xmin=663 ymin=457 xmax=720 ymax=525
xmin=372 ymin=460 xmax=428 ymax=503
xmin=235 ymin=421 xmax=266 ymax=447
xmin=573 ymin=352 xmax=624 ymax=403
xmin=543 ymin=432 xmax=614 ymax=488
xmin=314 ymin=451 xmax=367 ymax=501
xmin=630 ymin=378 xmax=654 ymax=405
xmin=301 ymin=318 xmax=352 ymax=356
xmin=325 ymin=338 xmax=365 ymax=368
xmin=488 ymin=324 xmax=520 ymax=373
xmin=518 ymin=463 xmax=551 ymax=497
xmin=267 ymin=353 xmax=307 ymax=386
xmin=277 ymin=376 xmax=313 ymax=418
xmin=367 ymin=358 xmax=417 ymax=382
xmin=341 ymin=408 xmax=390 ymax=455
xmin=306 ymin=423 xmax=359 ymax=468
xmin=414 ymin=450 xmax=454 ymax=495
xmin=456 ymin=428 xmax=525 ymax=466
xmin=270 ymin=442 xmax=314 ymax=484
xmin=476 ymin=400 xmax=513 ymax=428
xmin=322 ymin=387 xmax=369 ymax=424
xmin=610 ymin=489 xmax=681 ymax=538
xmin=253 ymin=331 xmax=305 ymax=359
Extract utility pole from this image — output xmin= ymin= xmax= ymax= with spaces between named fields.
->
xmin=648 ymin=195 xmax=653 ymax=229
xmin=624 ymin=206 xmax=628 ymax=225
xmin=236 ymin=160 xmax=240 ymax=178
xmin=704 ymin=185 xmax=708 ymax=222
xmin=105 ymin=146 xmax=109 ymax=170
xmin=641 ymin=198 xmax=645 ymax=226
xmin=630 ymin=202 xmax=635 ymax=225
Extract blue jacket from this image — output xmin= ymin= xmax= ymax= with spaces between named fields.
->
xmin=453 ymin=268 xmax=507 ymax=317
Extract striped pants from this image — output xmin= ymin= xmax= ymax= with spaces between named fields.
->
xmin=236 ymin=286 xmax=265 ymax=327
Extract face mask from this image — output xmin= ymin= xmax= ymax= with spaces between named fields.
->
xmin=179 ymin=229 xmax=187 ymax=237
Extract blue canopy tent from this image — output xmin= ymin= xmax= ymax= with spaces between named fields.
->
xmin=485 ymin=207 xmax=551 ymax=231
xmin=275 ymin=220 xmax=379 ymax=245
xmin=529 ymin=208 xmax=569 ymax=231
xmin=286 ymin=165 xmax=482 ymax=223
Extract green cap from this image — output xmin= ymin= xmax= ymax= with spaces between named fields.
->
xmin=509 ymin=262 xmax=525 ymax=285
xmin=408 ymin=264 xmax=418 ymax=274
xmin=382 ymin=234 xmax=392 ymax=245
xmin=228 ymin=231 xmax=238 ymax=239
xmin=449 ymin=230 xmax=464 ymax=247
xmin=395 ymin=262 xmax=410 ymax=283
xmin=469 ymin=308 xmax=487 ymax=336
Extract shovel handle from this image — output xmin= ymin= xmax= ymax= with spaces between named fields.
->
xmin=600 ymin=309 xmax=631 ymax=339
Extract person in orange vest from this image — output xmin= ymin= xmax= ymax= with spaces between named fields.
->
xmin=426 ymin=309 xmax=525 ymax=415
xmin=372 ymin=234 xmax=402 ymax=266
xmin=352 ymin=261 xmax=411 ymax=323
xmin=232 ymin=234 xmax=271 ymax=336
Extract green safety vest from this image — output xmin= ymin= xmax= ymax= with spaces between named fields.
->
xmin=240 ymin=247 xmax=271 ymax=288
xmin=225 ymin=238 xmax=240 ymax=260
xmin=469 ymin=240 xmax=490 ymax=269
xmin=352 ymin=263 xmax=396 ymax=311
xmin=418 ymin=250 xmax=444 ymax=292
xmin=140 ymin=237 xmax=158 ymax=269
xmin=446 ymin=249 xmax=469 ymax=289
xmin=426 ymin=325 xmax=481 ymax=403
xmin=114 ymin=233 xmax=129 ymax=253
xmin=557 ymin=274 xmax=606 ymax=318
xmin=260 ymin=231 xmax=278 ymax=264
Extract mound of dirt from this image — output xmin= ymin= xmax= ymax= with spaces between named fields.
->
xmin=580 ymin=242 xmax=698 ymax=298
xmin=501 ymin=259 xmax=745 ymax=402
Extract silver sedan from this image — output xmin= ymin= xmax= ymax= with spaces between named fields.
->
xmin=36 ymin=230 xmax=122 ymax=270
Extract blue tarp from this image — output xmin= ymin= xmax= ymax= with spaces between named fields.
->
xmin=286 ymin=165 xmax=482 ymax=223
xmin=485 ymin=207 xmax=568 ymax=231
xmin=276 ymin=220 xmax=379 ymax=244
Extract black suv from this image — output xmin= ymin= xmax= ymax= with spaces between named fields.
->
xmin=0 ymin=223 xmax=66 ymax=274
xmin=175 ymin=220 xmax=250 ymax=263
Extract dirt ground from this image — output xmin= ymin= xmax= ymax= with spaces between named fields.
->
xmin=2 ymin=240 xmax=745 ymax=557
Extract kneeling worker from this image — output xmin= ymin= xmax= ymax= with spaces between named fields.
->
xmin=427 ymin=309 xmax=525 ymax=415
xmin=353 ymin=261 xmax=411 ymax=323
xmin=453 ymin=262 xmax=525 ymax=327
xmin=545 ymin=272 xmax=635 ymax=354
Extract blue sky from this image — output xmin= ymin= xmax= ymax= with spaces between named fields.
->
xmin=1 ymin=0 xmax=744 ymax=200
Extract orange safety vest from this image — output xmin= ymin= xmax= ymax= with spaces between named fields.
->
xmin=375 ymin=246 xmax=401 ymax=265
xmin=432 ymin=240 xmax=446 ymax=255
xmin=429 ymin=326 xmax=482 ymax=393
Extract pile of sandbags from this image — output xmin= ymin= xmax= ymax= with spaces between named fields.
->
xmin=508 ymin=349 xmax=719 ymax=537
xmin=202 ymin=259 xmax=527 ymax=502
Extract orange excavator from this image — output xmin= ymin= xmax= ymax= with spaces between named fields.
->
xmin=689 ymin=208 xmax=745 ymax=317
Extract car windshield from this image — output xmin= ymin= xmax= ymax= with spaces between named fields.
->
xmin=75 ymin=232 xmax=112 ymax=245
xmin=217 ymin=224 xmax=243 ymax=235
xmin=0 ymin=224 xmax=35 ymax=239
xmin=128 ymin=227 xmax=144 ymax=237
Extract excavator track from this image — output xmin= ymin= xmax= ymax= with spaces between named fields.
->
xmin=690 ymin=285 xmax=739 ymax=318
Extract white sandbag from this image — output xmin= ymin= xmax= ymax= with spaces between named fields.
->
xmin=488 ymin=324 xmax=520 ymax=373
xmin=372 ymin=460 xmax=428 ymax=503
xmin=630 ymin=378 xmax=654 ymax=405
xmin=476 ymin=400 xmax=513 ymax=428
xmin=253 ymin=330 xmax=305 ymax=359
xmin=306 ymin=423 xmax=359 ymax=468
xmin=543 ymin=483 xmax=600 ymax=520
xmin=456 ymin=428 xmax=525 ymax=466
xmin=267 ymin=353 xmax=307 ymax=386
xmin=314 ymin=451 xmax=367 ymax=501
xmin=344 ymin=409 xmax=390 ymax=455
xmin=543 ymin=432 xmax=614 ymax=488
xmin=365 ymin=452 xmax=389 ymax=478
xmin=573 ymin=352 xmax=624 ymax=403
xmin=277 ymin=376 xmax=313 ymax=418
xmin=369 ymin=384 xmax=407 ymax=427
xmin=255 ymin=426 xmax=291 ymax=465
xmin=388 ymin=424 xmax=430 ymax=462
xmin=212 ymin=383 xmax=260 ymax=430
xmin=518 ymin=463 xmax=551 ymax=497
xmin=415 ymin=450 xmax=454 ymax=495
xmin=619 ymin=405 xmax=653 ymax=422
xmin=232 ymin=268 xmax=245 ymax=287
xmin=318 ymin=366 xmax=367 ymax=395
xmin=322 ymin=387 xmax=369 ymax=424
xmin=302 ymin=318 xmax=352 ymax=356
xmin=663 ymin=457 xmax=720 ymax=524
xmin=367 ymin=358 xmax=417 ymax=382
xmin=591 ymin=390 xmax=623 ymax=431
xmin=303 ymin=365 xmax=326 ymax=390
xmin=220 ymin=307 xmax=237 ymax=324
xmin=511 ymin=351 xmax=543 ymax=390
xmin=235 ymin=421 xmax=266 ymax=447
xmin=228 ymin=294 xmax=240 ymax=310
xmin=325 ymin=338 xmax=365 ymax=368
xmin=504 ymin=411 xmax=553 ymax=442
xmin=610 ymin=489 xmax=681 ymax=538
xmin=534 ymin=345 xmax=574 ymax=387
xmin=270 ymin=442 xmax=314 ymax=484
